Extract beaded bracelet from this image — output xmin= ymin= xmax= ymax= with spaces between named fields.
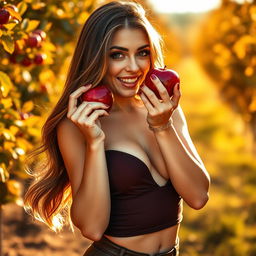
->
xmin=148 ymin=119 xmax=173 ymax=132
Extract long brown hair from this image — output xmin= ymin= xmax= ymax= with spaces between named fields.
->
xmin=24 ymin=0 xmax=165 ymax=232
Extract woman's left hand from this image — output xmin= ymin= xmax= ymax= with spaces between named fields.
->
xmin=138 ymin=74 xmax=181 ymax=127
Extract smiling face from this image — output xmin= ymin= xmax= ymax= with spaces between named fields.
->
xmin=103 ymin=28 xmax=151 ymax=98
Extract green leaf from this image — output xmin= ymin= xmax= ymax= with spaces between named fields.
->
xmin=17 ymin=2 xmax=28 ymax=16
xmin=1 ymin=34 xmax=14 ymax=54
xmin=0 ymin=71 xmax=14 ymax=97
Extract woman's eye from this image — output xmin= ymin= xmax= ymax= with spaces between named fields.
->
xmin=138 ymin=50 xmax=150 ymax=57
xmin=110 ymin=52 xmax=124 ymax=59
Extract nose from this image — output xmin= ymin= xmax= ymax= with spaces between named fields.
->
xmin=125 ymin=56 xmax=139 ymax=72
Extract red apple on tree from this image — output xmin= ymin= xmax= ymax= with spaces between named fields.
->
xmin=34 ymin=53 xmax=47 ymax=65
xmin=32 ymin=29 xmax=47 ymax=41
xmin=9 ymin=53 xmax=18 ymax=64
xmin=26 ymin=34 xmax=42 ymax=48
xmin=143 ymin=67 xmax=180 ymax=99
xmin=0 ymin=8 xmax=10 ymax=24
xmin=21 ymin=56 xmax=32 ymax=67
xmin=80 ymin=84 xmax=114 ymax=112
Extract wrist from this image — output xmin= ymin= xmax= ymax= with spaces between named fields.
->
xmin=148 ymin=119 xmax=173 ymax=133
xmin=87 ymin=139 xmax=105 ymax=151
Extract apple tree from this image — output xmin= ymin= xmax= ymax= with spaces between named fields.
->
xmin=0 ymin=1 xmax=96 ymax=251
xmin=195 ymin=0 xmax=256 ymax=147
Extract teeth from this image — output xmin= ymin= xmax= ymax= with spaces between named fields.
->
xmin=119 ymin=78 xmax=138 ymax=83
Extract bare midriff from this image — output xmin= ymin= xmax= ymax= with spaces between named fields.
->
xmin=104 ymin=224 xmax=179 ymax=254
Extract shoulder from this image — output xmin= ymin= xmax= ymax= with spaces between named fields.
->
xmin=56 ymin=117 xmax=86 ymax=145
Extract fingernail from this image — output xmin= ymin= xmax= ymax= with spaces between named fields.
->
xmin=151 ymin=74 xmax=157 ymax=80
xmin=84 ymin=84 xmax=92 ymax=87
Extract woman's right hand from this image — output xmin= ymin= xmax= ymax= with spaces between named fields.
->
xmin=67 ymin=84 xmax=110 ymax=145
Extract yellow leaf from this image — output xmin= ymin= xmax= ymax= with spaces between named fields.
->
xmin=27 ymin=127 xmax=40 ymax=137
xmin=3 ymin=21 xmax=19 ymax=31
xmin=43 ymin=41 xmax=56 ymax=52
xmin=7 ymin=180 xmax=22 ymax=196
xmin=24 ymin=115 xmax=42 ymax=127
xmin=31 ymin=2 xmax=46 ymax=10
xmin=0 ymin=71 xmax=13 ymax=97
xmin=1 ymin=97 xmax=13 ymax=108
xmin=5 ymin=6 xmax=22 ymax=21
xmin=25 ymin=20 xmax=40 ymax=32
xmin=1 ymin=34 xmax=14 ymax=54
xmin=16 ymin=137 xmax=33 ymax=152
xmin=245 ymin=66 xmax=254 ymax=77
xmin=39 ymin=69 xmax=55 ymax=83
xmin=77 ymin=12 xmax=89 ymax=25
xmin=3 ymin=129 xmax=16 ymax=141
xmin=9 ymin=125 xmax=19 ymax=135
xmin=17 ymin=2 xmax=28 ymax=16
xmin=4 ymin=141 xmax=16 ymax=150
xmin=21 ymin=100 xmax=34 ymax=113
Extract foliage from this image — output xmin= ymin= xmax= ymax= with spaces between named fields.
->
xmin=177 ymin=56 xmax=256 ymax=256
xmin=0 ymin=0 xmax=96 ymax=205
xmin=195 ymin=0 xmax=256 ymax=143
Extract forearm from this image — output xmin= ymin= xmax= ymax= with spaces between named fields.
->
xmin=153 ymin=125 xmax=210 ymax=209
xmin=71 ymin=141 xmax=110 ymax=237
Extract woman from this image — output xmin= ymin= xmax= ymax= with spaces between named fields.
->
xmin=24 ymin=1 xmax=210 ymax=255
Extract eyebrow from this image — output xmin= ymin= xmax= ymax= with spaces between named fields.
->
xmin=109 ymin=44 xmax=150 ymax=51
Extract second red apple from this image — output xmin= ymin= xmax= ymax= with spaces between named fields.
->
xmin=143 ymin=67 xmax=180 ymax=99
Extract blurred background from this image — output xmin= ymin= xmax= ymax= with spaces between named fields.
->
xmin=0 ymin=0 xmax=256 ymax=255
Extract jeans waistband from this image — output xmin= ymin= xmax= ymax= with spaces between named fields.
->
xmin=92 ymin=235 xmax=178 ymax=256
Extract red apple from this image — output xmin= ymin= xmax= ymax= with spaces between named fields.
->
xmin=20 ymin=112 xmax=32 ymax=120
xmin=0 ymin=8 xmax=10 ymax=24
xmin=32 ymin=29 xmax=46 ymax=41
xmin=21 ymin=56 xmax=32 ymax=67
xmin=34 ymin=53 xmax=46 ymax=65
xmin=143 ymin=67 xmax=180 ymax=99
xmin=80 ymin=85 xmax=114 ymax=112
xmin=26 ymin=34 xmax=42 ymax=48
xmin=9 ymin=53 xmax=18 ymax=64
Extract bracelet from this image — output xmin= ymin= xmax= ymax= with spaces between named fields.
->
xmin=148 ymin=119 xmax=173 ymax=132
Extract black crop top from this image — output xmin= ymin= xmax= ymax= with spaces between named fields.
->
xmin=104 ymin=150 xmax=183 ymax=237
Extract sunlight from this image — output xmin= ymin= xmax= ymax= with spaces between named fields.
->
xmin=148 ymin=0 xmax=254 ymax=13
xmin=148 ymin=0 xmax=255 ymax=13
xmin=148 ymin=0 xmax=221 ymax=13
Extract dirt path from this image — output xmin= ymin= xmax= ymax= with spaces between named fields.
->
xmin=3 ymin=203 xmax=91 ymax=256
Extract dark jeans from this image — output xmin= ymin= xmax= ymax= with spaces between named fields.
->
xmin=83 ymin=235 xmax=179 ymax=256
